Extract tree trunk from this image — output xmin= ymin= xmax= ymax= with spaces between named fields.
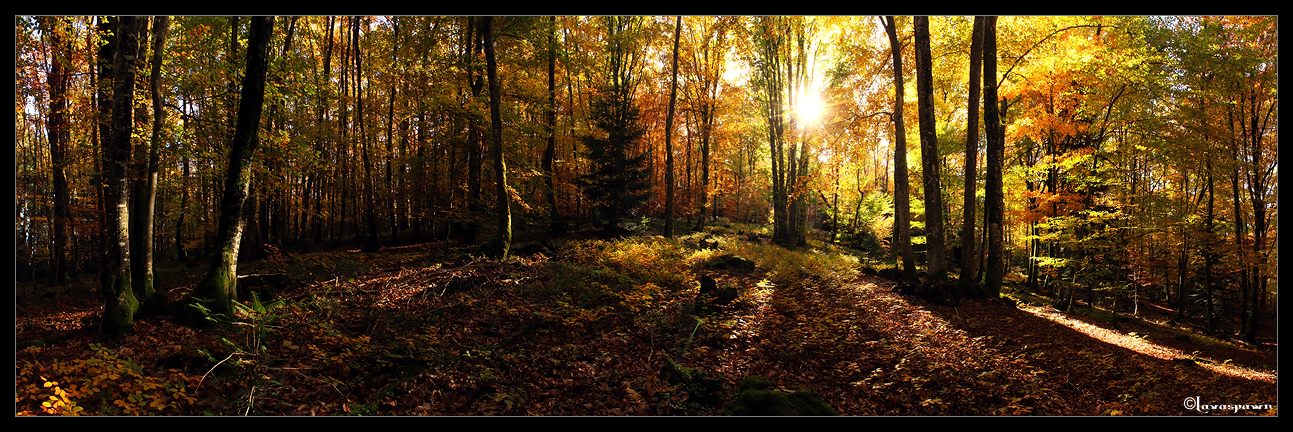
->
xmin=40 ymin=16 xmax=71 ymax=287
xmin=354 ymin=17 xmax=379 ymax=253
xmin=94 ymin=16 xmax=115 ymax=284
xmin=664 ymin=16 xmax=681 ymax=237
xmin=545 ymin=16 xmax=561 ymax=233
xmin=1203 ymin=155 xmax=1216 ymax=333
xmin=387 ymin=20 xmax=400 ymax=244
xmin=130 ymin=16 xmax=169 ymax=318
xmin=483 ymin=16 xmax=511 ymax=259
xmin=914 ymin=17 xmax=947 ymax=281
xmin=958 ymin=17 xmax=984 ymax=293
xmin=882 ymin=16 xmax=916 ymax=280
xmin=191 ymin=16 xmax=274 ymax=320
xmin=982 ymin=16 xmax=1005 ymax=296
xmin=102 ymin=16 xmax=146 ymax=338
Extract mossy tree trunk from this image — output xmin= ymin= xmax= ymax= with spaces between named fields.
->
xmin=101 ymin=16 xmax=146 ymax=339
xmin=191 ymin=16 xmax=274 ymax=319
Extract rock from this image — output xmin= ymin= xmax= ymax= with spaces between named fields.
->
xmin=732 ymin=376 xmax=836 ymax=416
xmin=695 ymin=275 xmax=740 ymax=315
xmin=707 ymin=254 xmax=756 ymax=273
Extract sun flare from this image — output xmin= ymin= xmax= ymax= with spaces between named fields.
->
xmin=796 ymin=91 xmax=825 ymax=127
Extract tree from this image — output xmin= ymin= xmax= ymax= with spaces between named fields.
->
xmin=190 ymin=16 xmax=275 ymax=320
xmin=751 ymin=16 xmax=814 ymax=247
xmin=101 ymin=16 xmax=146 ymax=338
xmin=683 ymin=17 xmax=730 ymax=231
xmin=664 ymin=16 xmax=682 ymax=237
xmin=981 ymin=16 xmax=1005 ymax=296
xmin=882 ymin=16 xmax=916 ymax=280
xmin=913 ymin=16 xmax=948 ymax=282
xmin=957 ymin=16 xmax=985 ymax=293
xmin=578 ymin=16 xmax=652 ymax=236
xmin=37 ymin=16 xmax=72 ymax=287
xmin=130 ymin=16 xmax=170 ymax=317
xmin=483 ymin=16 xmax=511 ymax=258
xmin=544 ymin=16 xmax=561 ymax=233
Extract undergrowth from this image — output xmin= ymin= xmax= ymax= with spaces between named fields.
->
xmin=16 ymin=344 xmax=198 ymax=416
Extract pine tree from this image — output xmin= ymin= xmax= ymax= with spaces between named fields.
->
xmin=578 ymin=17 xmax=651 ymax=236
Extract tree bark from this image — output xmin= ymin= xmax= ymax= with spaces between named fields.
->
xmin=882 ymin=16 xmax=916 ymax=280
xmin=958 ymin=16 xmax=985 ymax=293
xmin=483 ymin=16 xmax=511 ymax=259
xmin=40 ymin=16 xmax=71 ymax=287
xmin=191 ymin=16 xmax=275 ymax=320
xmin=102 ymin=16 xmax=146 ymax=338
xmin=545 ymin=16 xmax=561 ymax=233
xmin=94 ymin=17 xmax=115 ymax=283
xmin=914 ymin=16 xmax=947 ymax=281
xmin=982 ymin=16 xmax=1005 ymax=296
xmin=664 ymin=16 xmax=681 ymax=237
xmin=131 ymin=16 xmax=169 ymax=318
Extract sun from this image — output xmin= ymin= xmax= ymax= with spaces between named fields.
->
xmin=796 ymin=90 xmax=825 ymax=127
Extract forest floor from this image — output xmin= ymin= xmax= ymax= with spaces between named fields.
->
xmin=16 ymin=223 xmax=1278 ymax=416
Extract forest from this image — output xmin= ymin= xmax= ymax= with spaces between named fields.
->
xmin=15 ymin=16 xmax=1276 ymax=416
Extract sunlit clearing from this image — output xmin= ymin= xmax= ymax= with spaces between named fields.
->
xmin=1019 ymin=304 xmax=1276 ymax=384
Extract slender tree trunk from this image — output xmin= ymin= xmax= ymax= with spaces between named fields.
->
xmin=664 ymin=16 xmax=681 ymax=237
xmin=190 ymin=16 xmax=274 ymax=320
xmin=102 ymin=16 xmax=146 ymax=338
xmin=1203 ymin=155 xmax=1216 ymax=333
xmin=353 ymin=17 xmax=379 ymax=253
xmin=958 ymin=16 xmax=984 ymax=292
xmin=387 ymin=20 xmax=400 ymax=244
xmin=1228 ymin=124 xmax=1249 ymax=336
xmin=178 ymin=149 xmax=190 ymax=262
xmin=982 ymin=16 xmax=1005 ymax=296
xmin=882 ymin=16 xmax=916 ymax=280
xmin=483 ymin=16 xmax=511 ymax=259
xmin=40 ymin=16 xmax=71 ymax=286
xmin=545 ymin=16 xmax=561 ymax=233
xmin=129 ymin=16 xmax=169 ymax=317
xmin=464 ymin=17 xmax=485 ymax=244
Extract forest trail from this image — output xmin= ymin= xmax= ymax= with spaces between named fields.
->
xmin=16 ymin=230 xmax=1277 ymax=416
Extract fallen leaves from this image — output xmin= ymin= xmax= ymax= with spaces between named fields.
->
xmin=15 ymin=233 xmax=1279 ymax=416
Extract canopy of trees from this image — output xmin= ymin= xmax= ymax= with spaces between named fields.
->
xmin=16 ymin=16 xmax=1276 ymax=343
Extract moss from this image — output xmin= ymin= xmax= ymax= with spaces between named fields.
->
xmin=659 ymin=358 xmax=725 ymax=406
xmin=732 ymin=375 xmax=836 ymax=416
xmin=101 ymin=271 xmax=139 ymax=339
xmin=191 ymin=261 xmax=237 ymax=321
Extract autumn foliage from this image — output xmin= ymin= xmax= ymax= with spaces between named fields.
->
xmin=14 ymin=15 xmax=1277 ymax=416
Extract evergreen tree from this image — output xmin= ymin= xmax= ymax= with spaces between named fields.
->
xmin=577 ymin=17 xmax=651 ymax=236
